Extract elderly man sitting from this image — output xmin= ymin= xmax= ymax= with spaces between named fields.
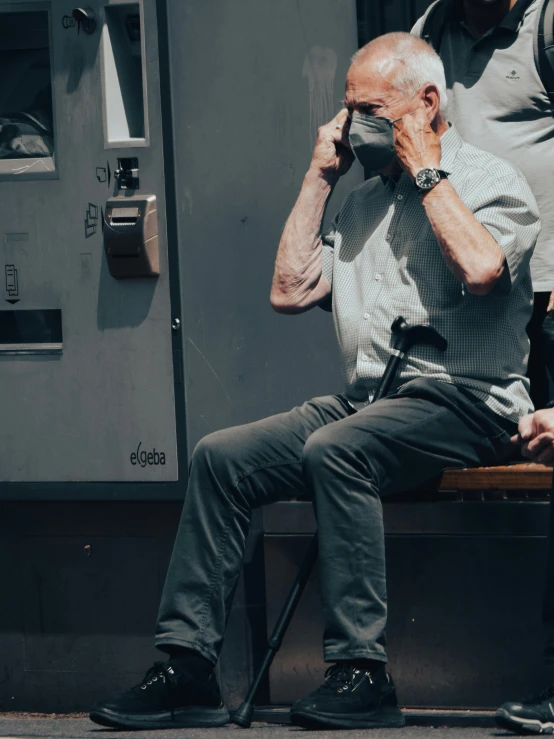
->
xmin=90 ymin=32 xmax=539 ymax=731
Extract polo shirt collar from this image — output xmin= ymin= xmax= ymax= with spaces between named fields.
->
xmin=448 ymin=0 xmax=536 ymax=33
xmin=499 ymin=0 xmax=537 ymax=31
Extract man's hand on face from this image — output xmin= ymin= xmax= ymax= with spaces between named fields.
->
xmin=393 ymin=108 xmax=442 ymax=180
xmin=309 ymin=109 xmax=355 ymax=182
xmin=512 ymin=409 xmax=554 ymax=465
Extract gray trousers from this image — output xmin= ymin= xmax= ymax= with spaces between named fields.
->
xmin=155 ymin=378 xmax=516 ymax=664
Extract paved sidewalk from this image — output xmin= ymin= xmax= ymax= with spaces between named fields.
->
xmin=0 ymin=716 xmax=525 ymax=739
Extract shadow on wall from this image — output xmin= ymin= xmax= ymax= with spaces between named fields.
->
xmin=61 ymin=11 xmax=102 ymax=94
xmin=303 ymin=45 xmax=337 ymax=147
xmin=96 ymin=257 xmax=157 ymax=329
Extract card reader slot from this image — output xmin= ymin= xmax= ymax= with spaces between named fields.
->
xmin=111 ymin=218 xmax=138 ymax=226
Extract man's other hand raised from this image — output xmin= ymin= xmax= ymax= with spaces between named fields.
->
xmin=513 ymin=409 xmax=554 ymax=465
xmin=309 ymin=109 xmax=355 ymax=182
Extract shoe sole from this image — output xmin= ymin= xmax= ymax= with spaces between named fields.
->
xmin=290 ymin=705 xmax=405 ymax=730
xmin=89 ymin=705 xmax=230 ymax=730
xmin=496 ymin=708 xmax=554 ymax=735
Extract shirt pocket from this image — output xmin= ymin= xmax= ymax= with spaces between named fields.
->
xmin=396 ymin=235 xmax=466 ymax=315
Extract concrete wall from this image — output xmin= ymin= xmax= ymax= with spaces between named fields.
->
xmin=166 ymin=0 xmax=360 ymax=454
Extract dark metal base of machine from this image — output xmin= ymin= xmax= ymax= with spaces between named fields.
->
xmin=0 ymin=501 xmax=266 ymax=713
xmin=1 ymin=497 xmax=550 ymax=714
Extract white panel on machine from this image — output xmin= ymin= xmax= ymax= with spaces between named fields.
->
xmin=101 ymin=1 xmax=150 ymax=147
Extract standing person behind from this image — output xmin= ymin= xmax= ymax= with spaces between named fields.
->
xmin=412 ymin=2 xmax=554 ymax=727
xmin=496 ymin=409 xmax=554 ymax=734
xmin=413 ymin=0 xmax=554 ymax=410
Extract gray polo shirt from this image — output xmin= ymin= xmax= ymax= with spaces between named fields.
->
xmin=413 ymin=0 xmax=554 ymax=291
xmin=322 ymin=124 xmax=540 ymax=422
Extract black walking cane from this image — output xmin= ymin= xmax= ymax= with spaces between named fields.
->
xmin=232 ymin=316 xmax=447 ymax=728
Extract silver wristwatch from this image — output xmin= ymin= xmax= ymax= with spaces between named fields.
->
xmin=414 ymin=167 xmax=448 ymax=192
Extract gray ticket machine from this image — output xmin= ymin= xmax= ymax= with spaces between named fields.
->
xmin=0 ymin=0 xmax=180 ymax=484
xmin=0 ymin=0 xmax=357 ymax=492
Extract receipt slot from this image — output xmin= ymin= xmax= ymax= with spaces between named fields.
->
xmin=103 ymin=195 xmax=159 ymax=278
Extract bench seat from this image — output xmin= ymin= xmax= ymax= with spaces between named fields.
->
xmin=440 ymin=462 xmax=553 ymax=491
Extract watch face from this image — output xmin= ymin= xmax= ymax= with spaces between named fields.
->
xmin=416 ymin=168 xmax=439 ymax=190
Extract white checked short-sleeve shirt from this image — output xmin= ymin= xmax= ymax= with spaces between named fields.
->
xmin=321 ymin=124 xmax=540 ymax=422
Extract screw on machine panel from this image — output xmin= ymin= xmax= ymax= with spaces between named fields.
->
xmin=72 ymin=7 xmax=97 ymax=34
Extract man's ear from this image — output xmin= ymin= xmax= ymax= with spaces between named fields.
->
xmin=420 ymin=83 xmax=441 ymax=123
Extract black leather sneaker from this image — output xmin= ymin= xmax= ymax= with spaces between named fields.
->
xmin=290 ymin=662 xmax=405 ymax=729
xmin=496 ymin=685 xmax=554 ymax=734
xmin=89 ymin=660 xmax=229 ymax=729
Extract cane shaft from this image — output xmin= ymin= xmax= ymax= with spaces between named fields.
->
xmin=233 ymin=535 xmax=318 ymax=726
xmin=372 ymin=355 xmax=402 ymax=403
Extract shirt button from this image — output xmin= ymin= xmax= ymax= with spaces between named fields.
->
xmin=375 ymin=273 xmax=382 ymax=282
xmin=397 ymin=194 xmax=403 ymax=200
xmin=361 ymin=354 xmax=369 ymax=361
xmin=385 ymin=233 xmax=391 ymax=240
xmin=363 ymin=312 xmax=370 ymax=320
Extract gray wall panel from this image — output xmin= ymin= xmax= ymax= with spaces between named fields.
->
xmin=166 ymin=0 xmax=360 ymax=453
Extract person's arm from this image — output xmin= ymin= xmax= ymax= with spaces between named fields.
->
xmin=420 ymin=180 xmax=506 ymax=295
xmin=512 ymin=410 xmax=554 ymax=465
xmin=394 ymin=109 xmax=505 ymax=295
xmin=270 ymin=109 xmax=354 ymax=314
xmin=270 ymin=173 xmax=334 ymax=314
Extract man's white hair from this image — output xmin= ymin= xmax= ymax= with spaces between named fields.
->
xmin=352 ymin=32 xmax=448 ymax=115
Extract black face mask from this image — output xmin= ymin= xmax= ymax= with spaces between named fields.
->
xmin=348 ymin=111 xmax=403 ymax=171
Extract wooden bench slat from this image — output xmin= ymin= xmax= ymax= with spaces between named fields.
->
xmin=439 ymin=463 xmax=553 ymax=491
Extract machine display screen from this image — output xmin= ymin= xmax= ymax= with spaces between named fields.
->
xmin=0 ymin=10 xmax=54 ymax=166
xmin=0 ymin=309 xmax=62 ymax=345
